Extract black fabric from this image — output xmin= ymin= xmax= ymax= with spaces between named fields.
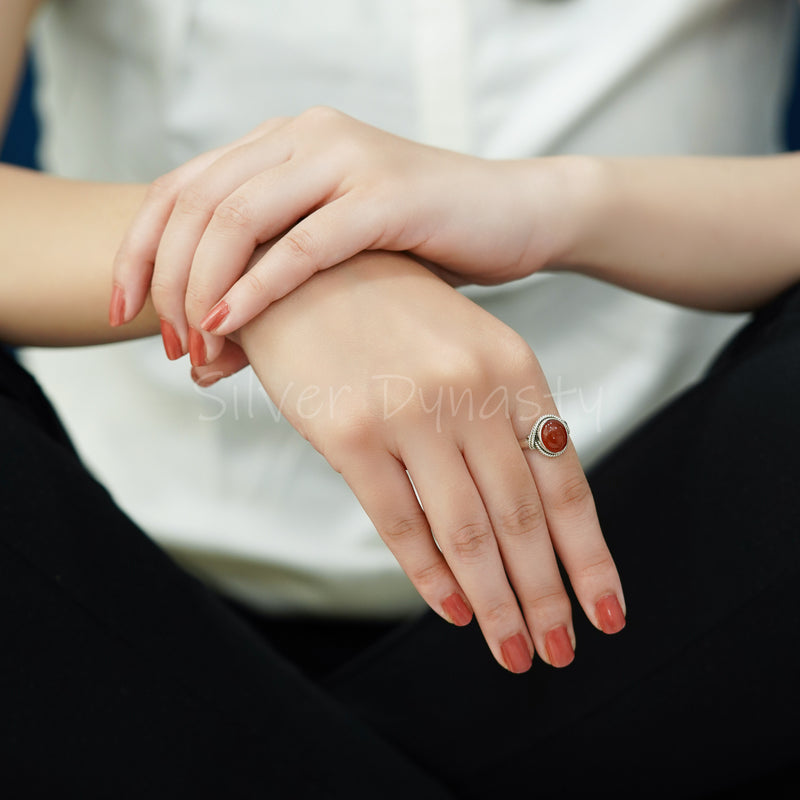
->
xmin=0 ymin=354 xmax=452 ymax=799
xmin=1 ymin=285 xmax=799 ymax=798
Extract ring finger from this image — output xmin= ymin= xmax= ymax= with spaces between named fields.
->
xmin=519 ymin=414 xmax=626 ymax=636
xmin=463 ymin=421 xmax=576 ymax=668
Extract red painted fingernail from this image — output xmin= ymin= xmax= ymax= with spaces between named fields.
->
xmin=544 ymin=626 xmax=575 ymax=668
xmin=596 ymin=595 xmax=626 ymax=634
xmin=188 ymin=328 xmax=207 ymax=367
xmin=442 ymin=593 xmax=472 ymax=627
xmin=500 ymin=633 xmax=532 ymax=674
xmin=160 ymin=319 xmax=184 ymax=360
xmin=201 ymin=300 xmax=230 ymax=333
xmin=109 ymin=284 xmax=126 ymax=327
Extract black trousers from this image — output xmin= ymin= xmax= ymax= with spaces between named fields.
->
xmin=2 ymin=286 xmax=799 ymax=799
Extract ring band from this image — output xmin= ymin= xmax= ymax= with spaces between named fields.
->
xmin=527 ymin=414 xmax=570 ymax=458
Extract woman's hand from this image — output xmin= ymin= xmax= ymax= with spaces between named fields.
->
xmin=201 ymin=251 xmax=625 ymax=673
xmin=111 ymin=108 xmax=586 ymax=364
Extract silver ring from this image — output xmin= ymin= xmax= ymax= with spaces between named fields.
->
xmin=527 ymin=414 xmax=570 ymax=458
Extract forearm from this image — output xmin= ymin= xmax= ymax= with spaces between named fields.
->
xmin=0 ymin=165 xmax=158 ymax=345
xmin=551 ymin=154 xmax=800 ymax=311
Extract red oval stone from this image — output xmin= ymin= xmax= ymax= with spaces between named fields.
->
xmin=541 ymin=419 xmax=568 ymax=454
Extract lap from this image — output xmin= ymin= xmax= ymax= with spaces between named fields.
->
xmin=0 ymin=351 xmax=452 ymax=799
xmin=328 ymin=284 xmax=800 ymax=797
xmin=1 ymin=283 xmax=798 ymax=798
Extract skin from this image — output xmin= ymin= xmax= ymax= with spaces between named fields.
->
xmin=0 ymin=166 xmax=156 ymax=346
xmin=0 ymin=165 xmax=621 ymax=670
xmin=7 ymin=0 xmax=800 ymax=672
xmin=110 ymin=107 xmax=800 ymax=368
xmin=236 ymin=251 xmax=621 ymax=672
xmin=1 ymin=0 xmax=623 ymax=672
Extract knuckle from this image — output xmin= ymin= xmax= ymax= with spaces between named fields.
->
xmin=281 ymin=226 xmax=317 ymax=263
xmin=574 ymin=552 xmax=618 ymax=582
xmin=212 ymin=193 xmax=255 ymax=232
xmin=552 ymin=473 xmax=594 ymax=516
xmin=241 ymin=270 xmax=266 ymax=298
xmin=149 ymin=275 xmax=179 ymax=308
xmin=254 ymin=115 xmax=289 ymax=134
xmin=502 ymin=334 xmax=540 ymax=384
xmin=299 ymin=104 xmax=342 ymax=128
xmin=184 ymin=281 xmax=215 ymax=317
xmin=481 ymin=597 xmax=520 ymax=626
xmin=147 ymin=172 xmax=178 ymax=201
xmin=328 ymin=411 xmax=379 ymax=455
xmin=380 ymin=514 xmax=426 ymax=545
xmin=496 ymin=499 xmax=546 ymax=538
xmin=407 ymin=559 xmax=450 ymax=590
xmin=493 ymin=326 xmax=534 ymax=367
xmin=520 ymin=585 xmax=569 ymax=618
xmin=512 ymin=340 xmax=539 ymax=373
xmin=175 ymin=182 xmax=215 ymax=217
xmin=448 ymin=521 xmax=494 ymax=562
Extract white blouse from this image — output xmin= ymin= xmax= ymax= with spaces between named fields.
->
xmin=23 ymin=0 xmax=797 ymax=617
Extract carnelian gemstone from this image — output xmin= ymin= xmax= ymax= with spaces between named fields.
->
xmin=541 ymin=419 xmax=568 ymax=454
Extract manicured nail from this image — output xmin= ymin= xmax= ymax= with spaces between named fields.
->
xmin=191 ymin=367 xmax=221 ymax=388
xmin=442 ymin=593 xmax=472 ymax=627
xmin=500 ymin=633 xmax=532 ymax=674
xmin=595 ymin=595 xmax=626 ymax=634
xmin=188 ymin=328 xmax=206 ymax=367
xmin=201 ymin=300 xmax=230 ymax=333
xmin=109 ymin=284 xmax=126 ymax=327
xmin=544 ymin=626 xmax=575 ymax=668
xmin=160 ymin=319 xmax=184 ymax=360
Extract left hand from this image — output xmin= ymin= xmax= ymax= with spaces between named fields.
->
xmin=111 ymin=108 xmax=581 ymax=364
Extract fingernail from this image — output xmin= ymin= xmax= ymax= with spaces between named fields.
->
xmin=442 ymin=593 xmax=472 ymax=627
xmin=500 ymin=633 xmax=532 ymax=674
xmin=201 ymin=300 xmax=230 ymax=333
xmin=544 ymin=626 xmax=575 ymax=668
xmin=160 ymin=319 xmax=184 ymax=360
xmin=191 ymin=367 xmax=221 ymax=388
xmin=595 ymin=594 xmax=626 ymax=634
xmin=109 ymin=284 xmax=126 ymax=326
xmin=188 ymin=328 xmax=206 ymax=367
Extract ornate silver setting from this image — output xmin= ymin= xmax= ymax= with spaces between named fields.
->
xmin=527 ymin=414 xmax=570 ymax=458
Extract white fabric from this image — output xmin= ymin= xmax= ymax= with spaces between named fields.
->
xmin=23 ymin=0 xmax=797 ymax=617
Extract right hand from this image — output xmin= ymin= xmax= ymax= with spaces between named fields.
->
xmin=197 ymin=251 xmax=626 ymax=673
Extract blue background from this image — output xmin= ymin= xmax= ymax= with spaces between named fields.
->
xmin=1 ymin=56 xmax=38 ymax=168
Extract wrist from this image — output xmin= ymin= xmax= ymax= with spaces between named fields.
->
xmin=502 ymin=155 xmax=611 ymax=275
xmin=542 ymin=155 xmax=613 ymax=272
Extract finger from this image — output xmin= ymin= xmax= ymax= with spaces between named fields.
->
xmin=339 ymin=454 xmax=473 ymax=627
xmin=523 ymin=421 xmax=626 ymax=636
xmin=189 ymin=339 xmax=249 ymax=387
xmin=150 ymin=119 xmax=292 ymax=349
xmin=111 ymin=137 xmax=262 ymax=329
xmin=402 ymin=437 xmax=534 ymax=673
xmin=185 ymin=157 xmax=342 ymax=330
xmin=463 ymin=423 xmax=576 ymax=668
xmin=186 ymin=326 xmax=226 ymax=369
xmin=110 ymin=166 xmax=190 ymax=328
xmin=201 ymin=194 xmax=384 ymax=335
